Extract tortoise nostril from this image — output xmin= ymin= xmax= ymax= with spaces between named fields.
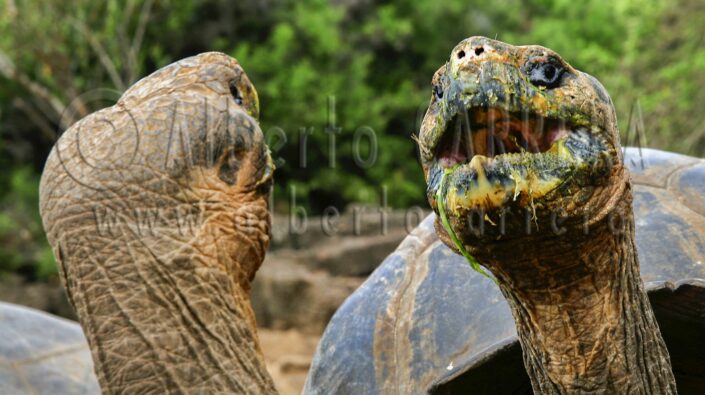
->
xmin=457 ymin=50 xmax=465 ymax=59
xmin=474 ymin=46 xmax=484 ymax=56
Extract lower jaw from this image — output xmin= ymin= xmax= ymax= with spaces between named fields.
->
xmin=429 ymin=130 xmax=612 ymax=219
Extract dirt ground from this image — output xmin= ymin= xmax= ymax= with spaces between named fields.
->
xmin=259 ymin=329 xmax=322 ymax=395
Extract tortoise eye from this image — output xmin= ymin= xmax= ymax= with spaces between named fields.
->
xmin=526 ymin=59 xmax=564 ymax=89
xmin=433 ymin=84 xmax=444 ymax=100
xmin=229 ymin=80 xmax=244 ymax=105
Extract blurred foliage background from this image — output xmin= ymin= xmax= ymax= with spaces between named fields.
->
xmin=0 ymin=0 xmax=704 ymax=280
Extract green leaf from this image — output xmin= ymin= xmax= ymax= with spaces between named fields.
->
xmin=435 ymin=169 xmax=496 ymax=282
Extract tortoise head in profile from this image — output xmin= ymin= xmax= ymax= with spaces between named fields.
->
xmin=418 ymin=36 xmax=674 ymax=393
xmin=39 ymin=52 xmax=277 ymax=393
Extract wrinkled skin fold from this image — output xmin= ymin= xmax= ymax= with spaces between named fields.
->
xmin=418 ymin=37 xmax=677 ymax=394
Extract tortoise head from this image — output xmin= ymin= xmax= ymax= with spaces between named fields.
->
xmin=418 ymin=37 xmax=624 ymax=247
xmin=40 ymin=53 xmax=277 ymax=392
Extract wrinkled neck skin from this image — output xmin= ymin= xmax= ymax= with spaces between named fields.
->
xmin=471 ymin=182 xmax=676 ymax=394
xmin=50 ymin=190 xmax=276 ymax=394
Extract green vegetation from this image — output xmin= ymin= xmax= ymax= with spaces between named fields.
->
xmin=1 ymin=0 xmax=704 ymax=279
xmin=436 ymin=167 xmax=493 ymax=281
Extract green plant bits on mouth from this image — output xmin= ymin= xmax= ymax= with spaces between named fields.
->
xmin=436 ymin=168 xmax=496 ymax=283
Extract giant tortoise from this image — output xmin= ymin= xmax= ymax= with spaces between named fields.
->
xmin=0 ymin=38 xmax=699 ymax=393
xmin=306 ymin=37 xmax=705 ymax=394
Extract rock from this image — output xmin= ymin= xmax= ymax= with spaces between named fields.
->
xmin=251 ymin=256 xmax=363 ymax=333
xmin=308 ymin=229 xmax=408 ymax=276
xmin=0 ymin=275 xmax=75 ymax=319
xmin=270 ymin=206 xmax=428 ymax=250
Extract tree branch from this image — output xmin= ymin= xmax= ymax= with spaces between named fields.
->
xmin=0 ymin=50 xmax=70 ymax=125
xmin=70 ymin=18 xmax=126 ymax=91
xmin=128 ymin=0 xmax=154 ymax=84
xmin=13 ymin=98 xmax=58 ymax=143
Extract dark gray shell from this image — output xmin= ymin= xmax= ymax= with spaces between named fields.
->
xmin=304 ymin=148 xmax=705 ymax=394
xmin=0 ymin=302 xmax=99 ymax=394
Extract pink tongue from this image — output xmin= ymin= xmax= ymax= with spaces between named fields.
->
xmin=438 ymin=145 xmax=467 ymax=168
xmin=546 ymin=127 xmax=570 ymax=146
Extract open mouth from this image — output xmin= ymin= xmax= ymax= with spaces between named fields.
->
xmin=417 ymin=38 xmax=622 ymax=245
xmin=434 ymin=107 xmax=574 ymax=169
xmin=426 ymin=105 xmax=612 ymax=216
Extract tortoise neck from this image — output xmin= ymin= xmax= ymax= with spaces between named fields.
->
xmin=53 ymin=209 xmax=277 ymax=393
xmin=481 ymin=193 xmax=677 ymax=394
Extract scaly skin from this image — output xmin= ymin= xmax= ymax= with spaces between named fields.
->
xmin=419 ymin=37 xmax=677 ymax=394
xmin=39 ymin=53 xmax=277 ymax=394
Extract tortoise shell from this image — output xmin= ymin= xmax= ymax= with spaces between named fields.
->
xmin=0 ymin=302 xmax=99 ymax=394
xmin=304 ymin=148 xmax=705 ymax=394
